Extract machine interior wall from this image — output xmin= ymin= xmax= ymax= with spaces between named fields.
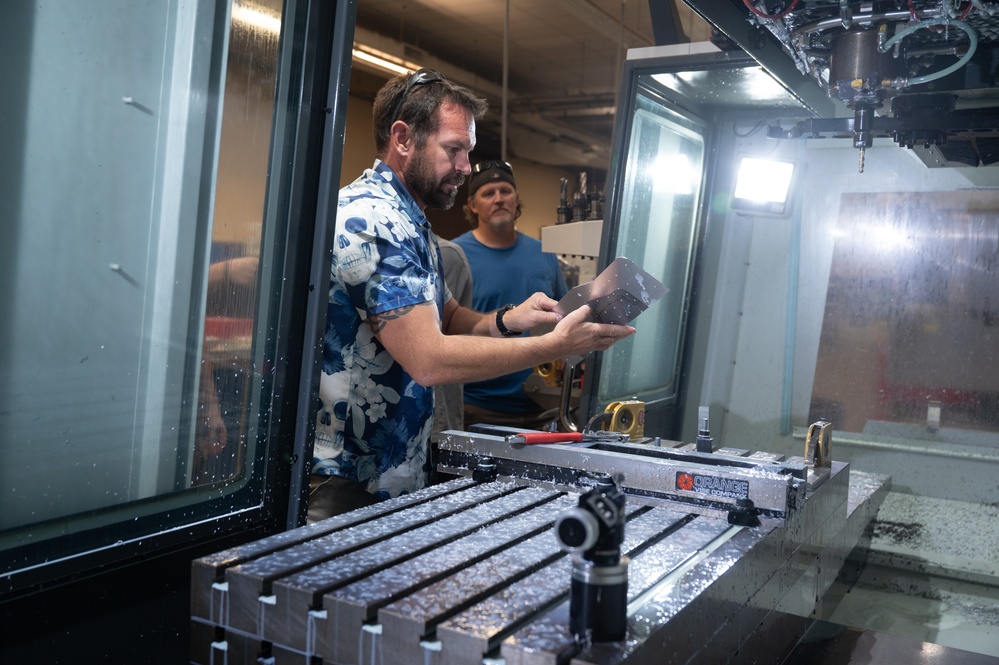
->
xmin=676 ymin=122 xmax=999 ymax=651
xmin=684 ymin=121 xmax=999 ymax=503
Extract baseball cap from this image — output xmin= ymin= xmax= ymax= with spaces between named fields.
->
xmin=469 ymin=160 xmax=516 ymax=196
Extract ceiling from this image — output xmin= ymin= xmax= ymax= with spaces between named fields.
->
xmin=351 ymin=0 xmax=999 ymax=173
xmin=351 ymin=0 xmax=715 ymax=172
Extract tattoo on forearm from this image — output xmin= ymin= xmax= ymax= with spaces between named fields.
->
xmin=366 ymin=302 xmax=428 ymax=333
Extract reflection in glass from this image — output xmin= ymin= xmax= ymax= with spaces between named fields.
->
xmin=192 ymin=0 xmax=280 ymax=487
xmin=651 ymin=65 xmax=809 ymax=110
xmin=598 ymin=95 xmax=704 ymax=405
xmin=810 ymin=191 xmax=999 ymax=436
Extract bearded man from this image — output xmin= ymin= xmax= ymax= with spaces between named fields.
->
xmin=311 ymin=69 xmax=635 ymax=521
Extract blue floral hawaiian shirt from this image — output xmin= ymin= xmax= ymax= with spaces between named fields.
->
xmin=314 ymin=160 xmax=450 ymax=499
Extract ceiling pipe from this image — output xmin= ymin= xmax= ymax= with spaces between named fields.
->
xmin=352 ymin=26 xmax=612 ymax=168
xmin=502 ymin=0 xmax=510 ymax=161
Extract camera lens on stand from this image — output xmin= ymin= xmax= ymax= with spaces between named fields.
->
xmin=554 ymin=508 xmax=600 ymax=553
xmin=554 ymin=474 xmax=629 ymax=644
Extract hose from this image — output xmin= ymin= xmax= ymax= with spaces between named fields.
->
xmin=880 ymin=17 xmax=978 ymax=86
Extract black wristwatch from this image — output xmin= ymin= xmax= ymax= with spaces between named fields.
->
xmin=495 ymin=303 xmax=521 ymax=337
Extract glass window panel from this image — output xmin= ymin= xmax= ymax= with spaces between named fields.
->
xmin=0 ymin=0 xmax=282 ymax=572
xmin=597 ymin=91 xmax=704 ymax=404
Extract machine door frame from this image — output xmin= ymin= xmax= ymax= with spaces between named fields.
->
xmin=581 ymin=52 xmax=711 ymax=438
xmin=582 ymin=48 xmax=816 ymax=439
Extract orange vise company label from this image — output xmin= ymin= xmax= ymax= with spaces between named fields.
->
xmin=675 ymin=472 xmax=750 ymax=500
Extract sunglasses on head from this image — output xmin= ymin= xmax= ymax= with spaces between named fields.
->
xmin=472 ymin=160 xmax=513 ymax=175
xmin=388 ymin=68 xmax=446 ymax=124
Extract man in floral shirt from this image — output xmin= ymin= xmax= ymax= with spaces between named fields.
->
xmin=310 ymin=70 xmax=635 ymax=521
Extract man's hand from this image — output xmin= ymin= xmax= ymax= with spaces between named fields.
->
xmin=501 ymin=292 xmax=561 ymax=334
xmin=549 ymin=304 xmax=635 ymax=356
xmin=374 ymin=299 xmax=634 ymax=388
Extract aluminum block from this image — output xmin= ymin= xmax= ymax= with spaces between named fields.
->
xmin=190 ymin=477 xmax=475 ymax=623
xmin=322 ymin=492 xmax=580 ymax=663
xmin=191 ymin=443 xmax=889 ymax=665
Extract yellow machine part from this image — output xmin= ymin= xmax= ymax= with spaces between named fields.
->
xmin=804 ymin=419 xmax=832 ymax=468
xmin=534 ymin=360 xmax=564 ymax=388
xmin=604 ymin=400 xmax=645 ymax=437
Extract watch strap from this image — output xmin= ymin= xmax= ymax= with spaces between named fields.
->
xmin=495 ymin=303 xmax=520 ymax=337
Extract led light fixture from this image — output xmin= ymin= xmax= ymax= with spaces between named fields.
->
xmin=732 ymin=156 xmax=796 ymax=216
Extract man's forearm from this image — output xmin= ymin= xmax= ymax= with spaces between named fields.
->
xmin=376 ymin=298 xmax=631 ymax=388
xmin=415 ymin=331 xmax=558 ymax=386
xmin=445 ymin=304 xmax=502 ymax=337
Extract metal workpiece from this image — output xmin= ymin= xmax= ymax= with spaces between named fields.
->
xmin=191 ymin=621 xmax=265 ymax=665
xmin=500 ymin=513 xmax=739 ymax=665
xmin=579 ymin=465 xmax=855 ymax=665
xmin=372 ymin=506 xmax=674 ymax=664
xmin=810 ymin=469 xmax=892 ymax=621
xmin=434 ymin=510 xmax=702 ymax=664
xmin=224 ymin=480 xmax=522 ymax=637
xmin=846 ymin=470 xmax=891 ymax=516
xmin=438 ymin=431 xmax=807 ymax=518
xmin=505 ymin=527 xmax=759 ymax=665
xmin=431 ymin=507 xmax=700 ymax=665
xmin=376 ymin=529 xmax=568 ymax=664
xmin=509 ymin=466 xmax=850 ymax=665
xmin=435 ymin=557 xmax=574 ymax=665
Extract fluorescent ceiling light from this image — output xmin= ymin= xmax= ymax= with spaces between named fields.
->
xmin=352 ymin=45 xmax=422 ymax=76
